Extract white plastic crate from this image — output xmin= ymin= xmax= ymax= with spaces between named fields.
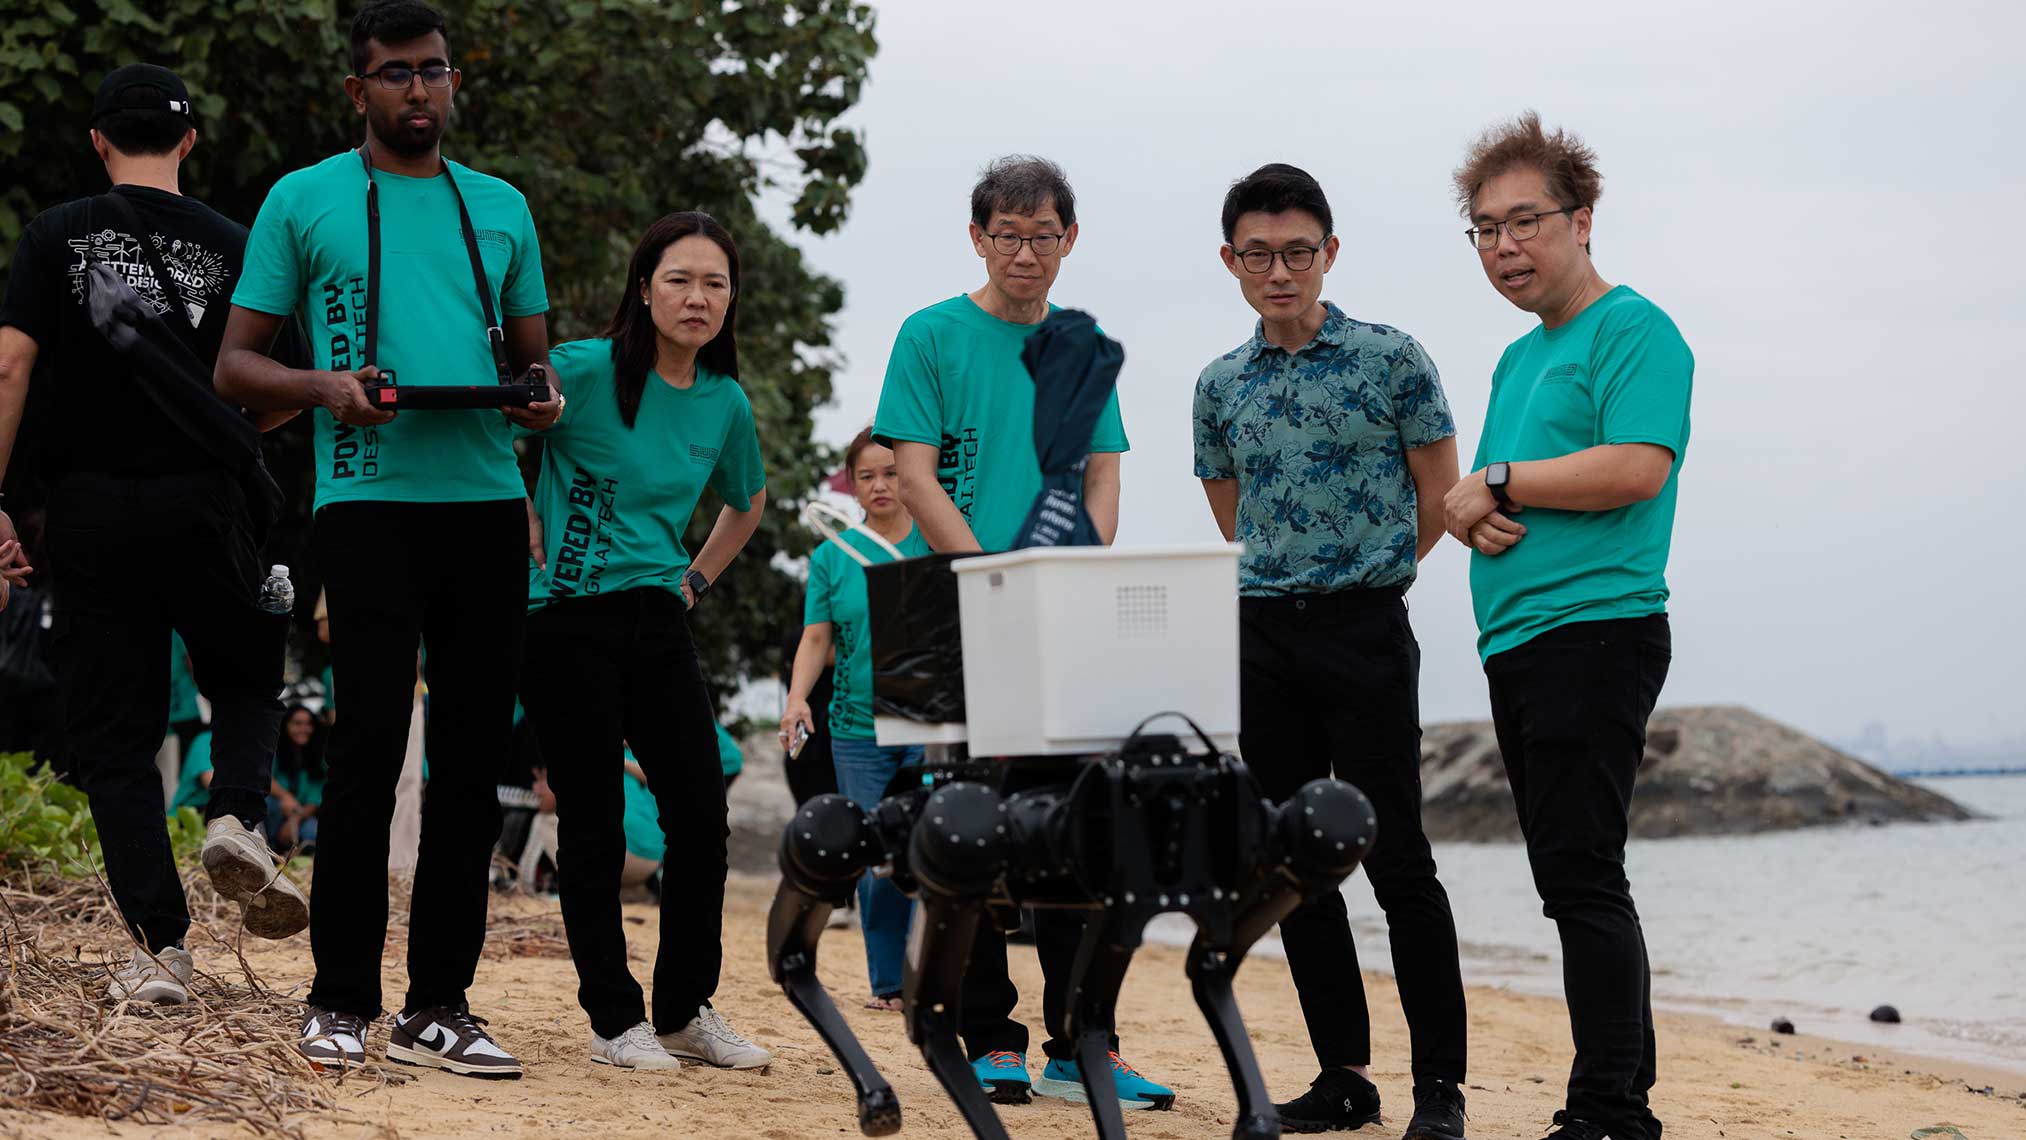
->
xmin=948 ymin=543 xmax=1241 ymax=756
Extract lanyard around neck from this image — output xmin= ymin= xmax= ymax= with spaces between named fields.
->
xmin=356 ymin=145 xmax=514 ymax=385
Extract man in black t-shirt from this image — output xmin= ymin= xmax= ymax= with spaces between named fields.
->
xmin=0 ymin=64 xmax=310 ymax=1003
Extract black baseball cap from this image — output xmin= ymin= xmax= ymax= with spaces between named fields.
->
xmin=92 ymin=63 xmax=193 ymax=122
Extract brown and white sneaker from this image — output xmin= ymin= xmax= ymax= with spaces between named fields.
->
xmin=298 ymin=1007 xmax=369 ymax=1069
xmin=386 ymin=1005 xmax=524 ymax=1079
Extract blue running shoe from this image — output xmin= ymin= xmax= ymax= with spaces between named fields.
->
xmin=972 ymin=1050 xmax=1032 ymax=1104
xmin=1033 ymin=1053 xmax=1176 ymax=1111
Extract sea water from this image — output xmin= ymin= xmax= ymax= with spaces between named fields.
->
xmin=1147 ymin=774 xmax=2026 ymax=1073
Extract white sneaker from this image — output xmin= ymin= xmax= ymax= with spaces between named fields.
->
xmin=108 ymin=946 xmax=193 ymax=1004
xmin=658 ymin=1005 xmax=773 ymax=1070
xmin=200 ymin=815 xmax=309 ymax=939
xmin=591 ymin=1022 xmax=682 ymax=1070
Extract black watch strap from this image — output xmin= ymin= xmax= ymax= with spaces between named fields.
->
xmin=1487 ymin=461 xmax=1514 ymax=509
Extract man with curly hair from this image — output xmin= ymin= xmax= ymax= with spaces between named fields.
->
xmin=1445 ymin=112 xmax=1695 ymax=1140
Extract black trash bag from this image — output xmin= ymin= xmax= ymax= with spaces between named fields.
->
xmin=866 ymin=552 xmax=968 ymax=725
xmin=1012 ymin=309 xmax=1124 ymax=549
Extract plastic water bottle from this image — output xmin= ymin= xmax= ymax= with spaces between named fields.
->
xmin=258 ymin=564 xmax=295 ymax=616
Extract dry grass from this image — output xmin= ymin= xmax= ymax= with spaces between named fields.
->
xmin=0 ymin=855 xmax=575 ymax=1135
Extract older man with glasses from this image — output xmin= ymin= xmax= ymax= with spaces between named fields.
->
xmin=1192 ymin=163 xmax=1471 ymax=1140
xmin=1443 ymin=113 xmax=1694 ymax=1140
xmin=871 ymin=154 xmax=1178 ymax=1114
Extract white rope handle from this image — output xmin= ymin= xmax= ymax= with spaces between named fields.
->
xmin=801 ymin=500 xmax=904 ymax=568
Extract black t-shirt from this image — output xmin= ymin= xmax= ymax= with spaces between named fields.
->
xmin=0 ymin=185 xmax=283 ymax=478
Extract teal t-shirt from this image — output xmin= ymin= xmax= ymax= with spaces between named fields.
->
xmin=1469 ymin=286 xmax=1693 ymax=660
xmin=621 ymin=749 xmax=664 ymax=861
xmin=169 ymin=730 xmax=213 ymax=815
xmin=620 ymin=729 xmax=738 ymax=862
xmin=716 ymin=721 xmax=743 ymax=779
xmin=168 ymin=632 xmax=199 ymax=723
xmin=233 ymin=151 xmax=548 ymax=511
xmin=279 ymin=763 xmax=325 ymax=807
xmin=803 ymin=524 xmax=934 ymax=740
xmin=527 ymin=338 xmax=767 ymax=607
xmin=1193 ymin=302 xmax=1455 ymax=595
xmin=872 ymin=295 xmax=1129 ymax=553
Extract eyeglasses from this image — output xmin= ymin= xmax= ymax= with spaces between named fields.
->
xmin=1234 ymin=245 xmax=1321 ymax=274
xmin=360 ymin=64 xmax=455 ymax=90
xmin=1465 ymin=207 xmax=1578 ymax=250
xmin=986 ymin=232 xmax=1064 ymax=257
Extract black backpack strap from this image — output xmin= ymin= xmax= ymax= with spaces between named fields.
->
xmin=95 ymin=188 xmax=196 ymax=335
xmin=357 ymin=146 xmax=515 ymax=386
xmin=358 ymin=147 xmax=381 ymax=370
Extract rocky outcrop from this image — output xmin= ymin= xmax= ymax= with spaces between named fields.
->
xmin=1419 ymin=705 xmax=1975 ymax=842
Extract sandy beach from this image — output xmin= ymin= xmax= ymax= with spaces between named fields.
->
xmin=5 ymin=869 xmax=2020 ymax=1140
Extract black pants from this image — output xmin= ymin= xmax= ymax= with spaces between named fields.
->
xmin=519 ymin=588 xmax=728 ymax=1038
xmin=1239 ymin=589 xmax=1468 ymax=1083
xmin=45 ymin=470 xmax=286 ymax=952
xmin=1486 ymin=614 xmax=1671 ymax=1140
xmin=959 ymin=906 xmax=1113 ymax=1062
xmin=306 ymin=499 xmax=525 ymax=1018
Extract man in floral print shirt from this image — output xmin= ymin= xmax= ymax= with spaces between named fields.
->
xmin=1193 ymin=164 xmax=1470 ymax=1140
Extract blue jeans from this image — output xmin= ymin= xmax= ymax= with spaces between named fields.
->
xmin=265 ymin=795 xmax=319 ymax=851
xmin=831 ymin=739 xmax=921 ymax=997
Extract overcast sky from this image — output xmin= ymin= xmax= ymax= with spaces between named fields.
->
xmin=760 ymin=0 xmax=2025 ymax=745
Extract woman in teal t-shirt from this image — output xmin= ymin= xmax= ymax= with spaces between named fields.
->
xmin=779 ymin=427 xmax=930 ymax=1010
xmin=518 ymin=212 xmax=770 ymax=1073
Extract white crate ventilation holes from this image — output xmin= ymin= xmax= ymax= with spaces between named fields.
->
xmin=941 ymin=544 xmax=1241 ymax=757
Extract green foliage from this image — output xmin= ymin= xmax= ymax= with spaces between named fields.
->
xmin=0 ymin=752 xmax=224 ymax=879
xmin=0 ymin=0 xmax=879 ymax=695
xmin=0 ymin=750 xmax=98 ymax=875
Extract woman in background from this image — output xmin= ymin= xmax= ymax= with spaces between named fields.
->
xmin=269 ymin=704 xmax=325 ymax=852
xmin=780 ymin=428 xmax=930 ymax=1010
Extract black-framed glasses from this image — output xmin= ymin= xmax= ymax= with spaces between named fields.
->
xmin=987 ymin=232 xmax=1064 ymax=257
xmin=1234 ymin=245 xmax=1321 ymax=274
xmin=1465 ymin=206 xmax=1578 ymax=250
xmin=360 ymin=63 xmax=455 ymax=90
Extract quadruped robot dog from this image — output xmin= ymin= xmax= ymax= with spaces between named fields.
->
xmin=765 ymin=513 xmax=1379 ymax=1140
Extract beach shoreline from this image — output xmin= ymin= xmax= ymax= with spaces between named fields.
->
xmin=5 ymin=870 xmax=2019 ymax=1140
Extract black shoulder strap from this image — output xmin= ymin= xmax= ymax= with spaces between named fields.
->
xmin=94 ymin=188 xmax=195 ymax=335
xmin=357 ymin=146 xmax=515 ymax=385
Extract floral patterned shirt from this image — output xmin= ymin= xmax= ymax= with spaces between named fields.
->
xmin=1193 ymin=302 xmax=1454 ymax=595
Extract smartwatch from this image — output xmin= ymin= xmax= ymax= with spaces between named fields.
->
xmin=683 ymin=568 xmax=712 ymax=601
xmin=1485 ymin=462 xmax=1514 ymax=510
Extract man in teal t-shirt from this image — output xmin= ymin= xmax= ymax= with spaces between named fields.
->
xmin=524 ymin=338 xmax=766 ymax=608
xmin=212 ymin=0 xmax=560 ymax=1078
xmin=872 ymin=156 xmax=1168 ymax=1112
xmin=872 ymin=160 xmax=1127 ymax=555
xmin=1443 ymin=114 xmax=1693 ymax=1140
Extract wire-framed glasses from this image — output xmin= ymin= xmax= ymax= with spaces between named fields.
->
xmin=1464 ymin=207 xmax=1577 ymax=250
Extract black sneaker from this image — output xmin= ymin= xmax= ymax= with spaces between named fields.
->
xmin=1275 ymin=1068 xmax=1383 ymax=1133
xmin=298 ymin=1007 xmax=369 ymax=1069
xmin=1539 ymin=1110 xmax=1614 ymax=1140
xmin=387 ymin=1005 xmax=524 ymax=1079
xmin=1403 ymin=1079 xmax=1468 ymax=1140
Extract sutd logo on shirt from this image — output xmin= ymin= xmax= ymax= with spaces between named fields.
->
xmin=1541 ymin=362 xmax=1582 ymax=383
xmin=688 ymin=443 xmax=720 ymax=465
xmin=475 ymin=228 xmax=512 ymax=252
